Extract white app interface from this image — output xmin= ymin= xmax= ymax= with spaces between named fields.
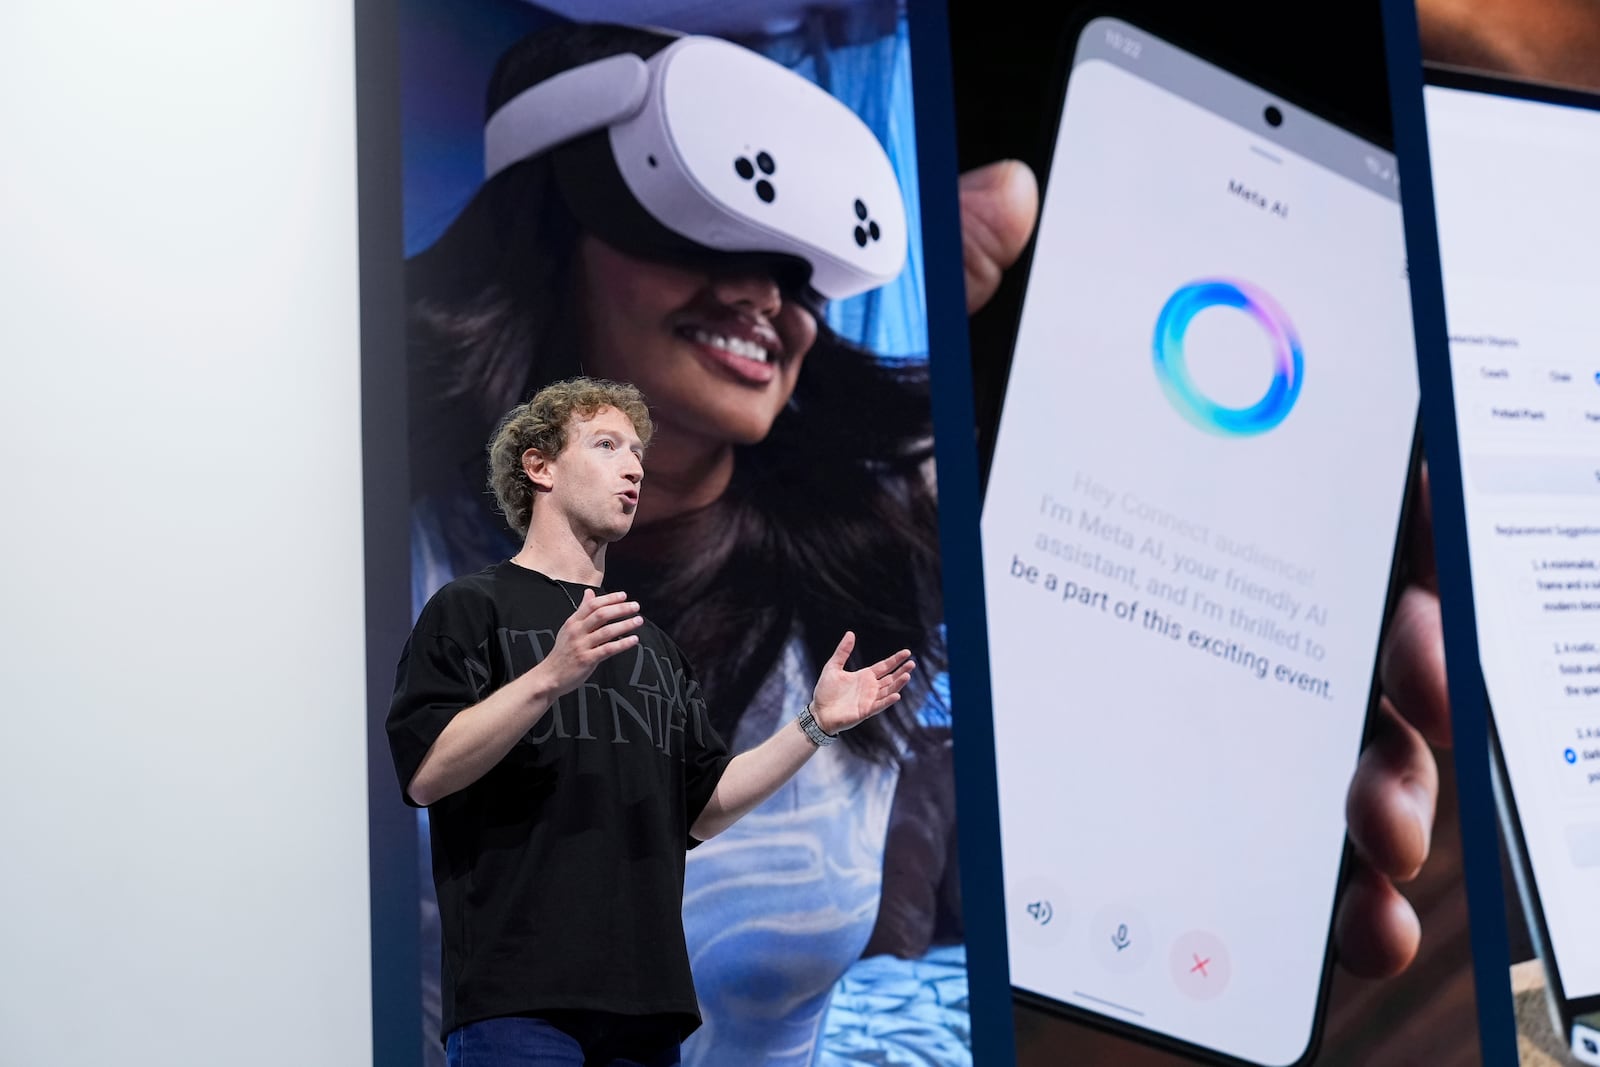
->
xmin=981 ymin=25 xmax=1418 ymax=1066
xmin=1425 ymin=84 xmax=1600 ymax=1002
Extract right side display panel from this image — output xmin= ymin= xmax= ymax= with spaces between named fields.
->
xmin=1425 ymin=69 xmax=1600 ymax=1067
xmin=1387 ymin=0 xmax=1600 ymax=1062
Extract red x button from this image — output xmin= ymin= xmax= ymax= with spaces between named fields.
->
xmin=1171 ymin=930 xmax=1230 ymax=1000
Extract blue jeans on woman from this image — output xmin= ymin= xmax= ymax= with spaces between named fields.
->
xmin=445 ymin=1013 xmax=682 ymax=1067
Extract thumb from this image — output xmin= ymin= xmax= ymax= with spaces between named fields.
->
xmin=959 ymin=160 xmax=1039 ymax=314
xmin=827 ymin=631 xmax=856 ymax=669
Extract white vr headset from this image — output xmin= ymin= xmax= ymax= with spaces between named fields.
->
xmin=483 ymin=33 xmax=908 ymax=302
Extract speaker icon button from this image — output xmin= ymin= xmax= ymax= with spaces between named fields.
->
xmin=1008 ymin=877 xmax=1069 ymax=947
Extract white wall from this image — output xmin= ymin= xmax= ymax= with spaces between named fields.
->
xmin=0 ymin=2 xmax=372 ymax=1064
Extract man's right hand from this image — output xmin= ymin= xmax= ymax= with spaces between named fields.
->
xmin=406 ymin=589 xmax=642 ymax=806
xmin=537 ymin=589 xmax=644 ymax=697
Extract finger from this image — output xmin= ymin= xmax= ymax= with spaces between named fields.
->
xmin=575 ymin=589 xmax=627 ymax=617
xmin=1376 ymin=463 xmax=1452 ymax=748
xmin=827 ymin=632 xmax=857 ymax=669
xmin=869 ymin=692 xmax=903 ymax=715
xmin=875 ymin=674 xmax=914 ymax=708
xmin=584 ymin=599 xmax=642 ymax=629
xmin=870 ymin=649 xmax=913 ymax=678
xmin=1334 ymin=859 xmax=1421 ymax=978
xmin=959 ymin=160 xmax=1039 ymax=314
xmin=1379 ymin=582 xmax=1452 ymax=748
xmin=1404 ymin=461 xmax=1436 ymax=592
xmin=592 ymin=632 xmax=640 ymax=660
xmin=1381 ymin=462 xmax=1449 ymax=751
xmin=1347 ymin=698 xmax=1437 ymax=883
xmin=880 ymin=660 xmax=916 ymax=690
xmin=590 ymin=615 xmax=646 ymax=646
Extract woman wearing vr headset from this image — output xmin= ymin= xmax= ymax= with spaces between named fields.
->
xmin=401 ymin=15 xmax=1454 ymax=1067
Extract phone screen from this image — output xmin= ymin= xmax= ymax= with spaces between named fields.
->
xmin=979 ymin=16 xmax=1418 ymax=1066
xmin=1423 ymin=80 xmax=1600 ymax=1027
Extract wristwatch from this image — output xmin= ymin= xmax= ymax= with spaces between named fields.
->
xmin=796 ymin=702 xmax=837 ymax=747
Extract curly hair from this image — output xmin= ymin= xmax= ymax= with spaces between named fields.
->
xmin=487 ymin=377 xmax=654 ymax=538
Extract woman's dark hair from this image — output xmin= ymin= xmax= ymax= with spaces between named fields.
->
xmin=406 ymin=22 xmax=946 ymax=761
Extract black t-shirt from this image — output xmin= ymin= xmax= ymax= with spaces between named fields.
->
xmin=386 ymin=561 xmax=732 ymax=1041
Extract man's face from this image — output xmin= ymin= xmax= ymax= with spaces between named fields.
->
xmin=534 ymin=405 xmax=645 ymax=543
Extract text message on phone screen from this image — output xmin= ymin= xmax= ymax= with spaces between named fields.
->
xmin=1425 ymin=84 xmax=1600 ymax=1008
xmin=980 ymin=20 xmax=1418 ymax=1065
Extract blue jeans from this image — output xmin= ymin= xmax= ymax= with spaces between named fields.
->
xmin=446 ymin=1014 xmax=682 ymax=1067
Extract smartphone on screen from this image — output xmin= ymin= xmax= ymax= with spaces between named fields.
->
xmin=1422 ymin=64 xmax=1600 ymax=1067
xmin=976 ymin=13 xmax=1420 ymax=1066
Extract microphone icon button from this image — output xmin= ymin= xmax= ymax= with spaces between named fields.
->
xmin=1093 ymin=906 xmax=1150 ymax=974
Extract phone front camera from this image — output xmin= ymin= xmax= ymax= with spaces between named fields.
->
xmin=1264 ymin=105 xmax=1283 ymax=128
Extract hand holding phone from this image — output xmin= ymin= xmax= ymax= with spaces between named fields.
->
xmin=978 ymin=14 xmax=1420 ymax=1066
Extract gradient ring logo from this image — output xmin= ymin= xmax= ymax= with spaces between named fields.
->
xmin=1152 ymin=280 xmax=1304 ymax=435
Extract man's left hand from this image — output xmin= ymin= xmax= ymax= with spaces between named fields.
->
xmin=812 ymin=632 xmax=916 ymax=736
